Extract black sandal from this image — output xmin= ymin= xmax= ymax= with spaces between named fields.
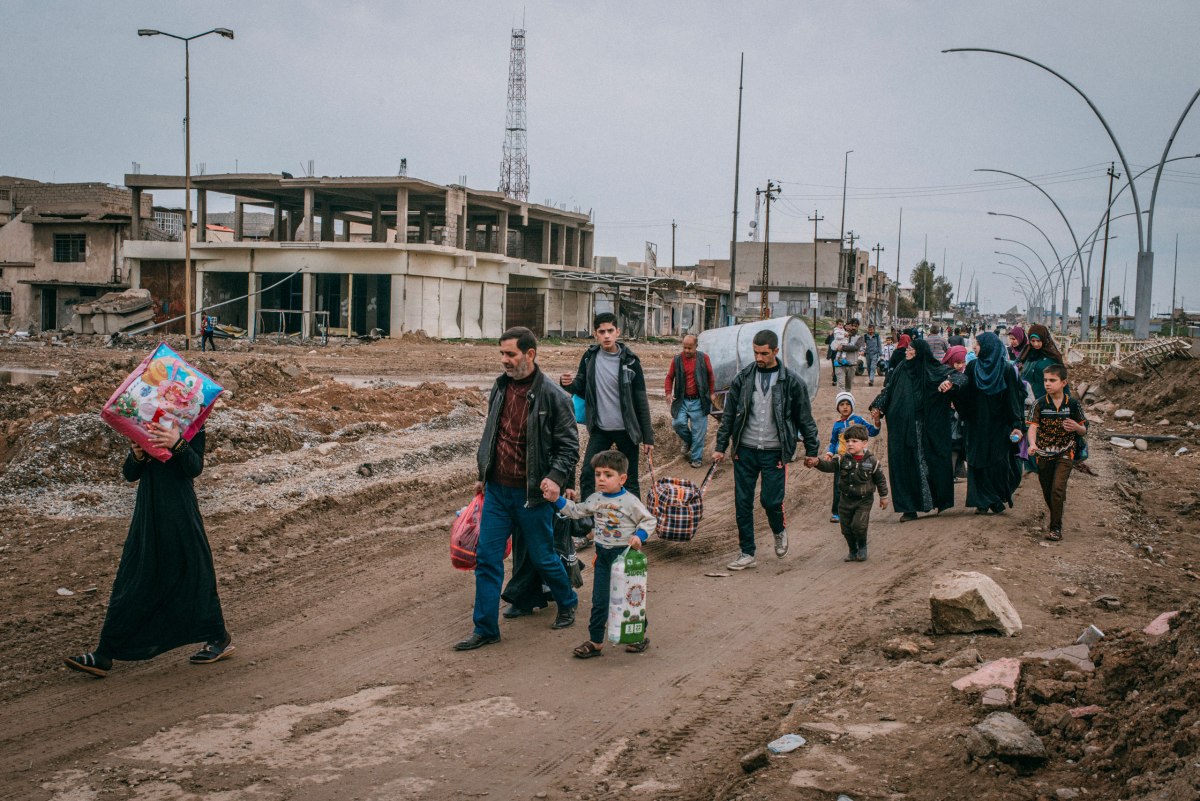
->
xmin=1045 ymin=529 xmax=1063 ymax=542
xmin=189 ymin=636 xmax=235 ymax=665
xmin=573 ymin=641 xmax=603 ymax=659
xmin=625 ymin=639 xmax=650 ymax=654
xmin=64 ymin=652 xmax=110 ymax=678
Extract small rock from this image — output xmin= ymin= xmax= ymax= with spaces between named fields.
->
xmin=881 ymin=638 xmax=921 ymax=659
xmin=1056 ymin=789 xmax=1080 ymax=800
xmin=1114 ymin=409 xmax=1135 ymax=420
xmin=968 ymin=712 xmax=1047 ymax=762
xmin=941 ymin=648 xmax=983 ymax=668
xmin=1175 ymin=447 xmax=1189 ymax=457
xmin=535 ymin=793 xmax=548 ymax=799
xmin=930 ymin=571 xmax=1023 ymax=636
xmin=280 ymin=363 xmax=303 ymax=379
xmin=1143 ymin=610 xmax=1179 ymax=637
xmin=316 ymin=442 xmax=341 ymax=455
xmin=1076 ymin=625 xmax=1104 ymax=646
xmin=1069 ymin=705 xmax=1103 ymax=719
xmin=1061 ymin=587 xmax=1078 ymax=597
xmin=1093 ymin=595 xmax=1121 ymax=611
xmin=1109 ymin=437 xmax=1135 ymax=449
xmin=981 ymin=687 xmax=1011 ymax=708
xmin=1158 ymin=418 xmax=1171 ymax=426
xmin=358 ymin=463 xmax=374 ymax=478
xmin=1022 ymin=644 xmax=1095 ymax=673
xmin=952 ymin=657 xmax=1021 ymax=704
xmin=739 ymin=748 xmax=769 ymax=773
xmin=1134 ymin=438 xmax=1148 ymax=451
xmin=56 ymin=587 xmax=75 ymax=596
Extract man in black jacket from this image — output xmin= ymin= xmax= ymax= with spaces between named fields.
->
xmin=713 ymin=329 xmax=820 ymax=570
xmin=560 ymin=312 xmax=655 ymax=504
xmin=455 ymin=327 xmax=580 ymax=651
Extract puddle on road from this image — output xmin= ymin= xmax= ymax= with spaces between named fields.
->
xmin=43 ymin=688 xmax=535 ymax=801
xmin=0 ymin=367 xmax=60 ymax=385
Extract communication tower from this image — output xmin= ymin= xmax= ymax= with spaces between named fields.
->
xmin=499 ymin=28 xmax=529 ymax=202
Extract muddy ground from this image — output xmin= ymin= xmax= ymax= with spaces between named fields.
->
xmin=1 ymin=334 xmax=1198 ymax=801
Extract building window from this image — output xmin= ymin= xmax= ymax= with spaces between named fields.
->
xmin=0 ymin=291 xmax=11 ymax=314
xmin=53 ymin=233 xmax=87 ymax=262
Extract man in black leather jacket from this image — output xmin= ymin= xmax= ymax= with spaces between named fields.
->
xmin=713 ymin=329 xmax=820 ymax=570
xmin=455 ymin=327 xmax=580 ymax=651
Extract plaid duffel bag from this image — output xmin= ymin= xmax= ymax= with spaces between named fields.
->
xmin=645 ymin=457 xmax=718 ymax=542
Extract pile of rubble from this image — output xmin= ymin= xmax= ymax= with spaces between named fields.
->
xmin=70 ymin=288 xmax=154 ymax=335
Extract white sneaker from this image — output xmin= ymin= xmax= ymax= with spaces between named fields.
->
xmin=727 ymin=553 xmax=757 ymax=570
xmin=774 ymin=529 xmax=788 ymax=558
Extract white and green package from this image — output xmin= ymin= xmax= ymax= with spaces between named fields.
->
xmin=606 ymin=547 xmax=647 ymax=645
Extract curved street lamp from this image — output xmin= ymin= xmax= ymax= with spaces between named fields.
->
xmin=995 ymin=251 xmax=1053 ymax=324
xmin=993 ymin=269 xmax=1042 ymax=316
xmin=987 ymin=211 xmax=1072 ymax=335
xmin=945 ymin=46 xmax=1200 ymax=338
xmin=138 ymin=27 xmax=235 ymax=350
xmin=994 ymin=237 xmax=1062 ymax=320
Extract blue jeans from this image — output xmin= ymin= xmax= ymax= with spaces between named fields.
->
xmin=866 ymin=356 xmax=878 ymax=382
xmin=672 ymin=399 xmax=708 ymax=462
xmin=473 ymin=482 xmax=578 ymax=639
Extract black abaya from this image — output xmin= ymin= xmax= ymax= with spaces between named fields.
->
xmin=869 ymin=342 xmax=965 ymax=514
xmin=954 ymin=362 xmax=1025 ymax=511
xmin=98 ymin=430 xmax=227 ymax=661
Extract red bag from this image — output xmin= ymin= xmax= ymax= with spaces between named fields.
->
xmin=449 ymin=493 xmax=512 ymax=570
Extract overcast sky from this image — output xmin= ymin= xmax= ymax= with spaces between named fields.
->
xmin=4 ymin=1 xmax=1199 ymax=314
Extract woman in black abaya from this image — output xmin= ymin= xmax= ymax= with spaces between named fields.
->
xmin=869 ymin=339 xmax=965 ymax=520
xmin=953 ymin=332 xmax=1025 ymax=515
xmin=64 ymin=422 xmax=233 ymax=678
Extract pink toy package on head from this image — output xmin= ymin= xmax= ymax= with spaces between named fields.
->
xmin=100 ymin=342 xmax=225 ymax=462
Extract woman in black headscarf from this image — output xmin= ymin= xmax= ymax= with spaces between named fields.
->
xmin=953 ymin=332 xmax=1026 ymax=515
xmin=869 ymin=339 xmax=966 ymax=520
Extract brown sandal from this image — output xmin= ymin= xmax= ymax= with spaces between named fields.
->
xmin=573 ymin=641 xmax=603 ymax=659
xmin=625 ymin=638 xmax=650 ymax=654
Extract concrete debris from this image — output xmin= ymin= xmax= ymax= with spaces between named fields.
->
xmin=55 ymin=587 xmax=74 ymax=596
xmin=1134 ymin=438 xmax=1148 ymax=451
xmin=1176 ymin=447 xmax=1190 ymax=456
xmin=1022 ymin=644 xmax=1095 ymax=673
xmin=930 ymin=571 xmax=1023 ymax=637
xmin=1068 ymin=705 xmax=1103 ymax=719
xmin=315 ymin=442 xmax=341 ymax=455
xmin=881 ymin=638 xmax=921 ymax=659
xmin=1143 ymin=610 xmax=1179 ymax=637
xmin=1076 ymin=624 xmax=1104 ymax=646
xmin=1056 ymin=789 xmax=1081 ymax=800
xmin=1158 ymin=418 xmax=1171 ymax=426
xmin=1093 ymin=594 xmax=1121 ymax=610
xmin=966 ymin=712 xmax=1047 ymax=762
xmin=1113 ymin=409 xmax=1135 ymax=420
xmin=1109 ymin=437 xmax=1135 ymax=449
xmin=941 ymin=648 xmax=983 ymax=668
xmin=951 ymin=657 xmax=1021 ymax=706
xmin=1028 ymin=679 xmax=1077 ymax=704
xmin=70 ymin=288 xmax=154 ymax=335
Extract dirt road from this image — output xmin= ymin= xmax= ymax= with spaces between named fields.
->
xmin=1 ymin=337 xmax=1197 ymax=800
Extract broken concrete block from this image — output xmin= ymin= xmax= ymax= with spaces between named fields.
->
xmin=1143 ymin=610 xmax=1179 ymax=636
xmin=952 ymin=657 xmax=1021 ymax=705
xmin=981 ymin=688 xmax=1010 ymax=708
xmin=767 ymin=734 xmax=806 ymax=754
xmin=1109 ymin=437 xmax=1135 ymax=448
xmin=942 ymin=648 xmax=983 ymax=668
xmin=1056 ymin=789 xmax=1081 ymax=800
xmin=1114 ymin=409 xmax=1135 ymax=420
xmin=315 ymin=442 xmax=341 ymax=455
xmin=1029 ymin=679 xmax=1077 ymax=704
xmin=967 ymin=712 xmax=1047 ymax=762
xmin=1093 ymin=594 xmax=1121 ymax=610
xmin=1022 ymin=644 xmax=1094 ymax=673
xmin=881 ymin=638 xmax=921 ymax=659
xmin=930 ymin=571 xmax=1023 ymax=636
xmin=1158 ymin=418 xmax=1171 ymax=426
xmin=1076 ymin=625 xmax=1104 ymax=646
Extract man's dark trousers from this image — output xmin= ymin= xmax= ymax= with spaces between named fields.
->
xmin=1035 ymin=454 xmax=1073 ymax=531
xmin=474 ymin=482 xmax=577 ymax=639
xmin=838 ymin=495 xmax=873 ymax=557
xmin=733 ymin=446 xmax=786 ymax=557
xmin=580 ymin=428 xmax=641 ymax=500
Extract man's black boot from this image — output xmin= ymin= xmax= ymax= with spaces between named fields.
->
xmin=551 ymin=605 xmax=576 ymax=629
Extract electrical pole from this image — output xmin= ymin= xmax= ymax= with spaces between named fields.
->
xmin=758 ymin=180 xmax=781 ymax=320
xmin=1171 ymin=232 xmax=1179 ymax=335
xmin=844 ymin=230 xmax=860 ymax=320
xmin=872 ymin=243 xmax=885 ymax=325
xmin=671 ymin=219 xmax=676 ymax=271
xmin=727 ymin=54 xmax=744 ymax=327
xmin=894 ymin=208 xmax=903 ymax=324
xmin=1096 ymin=162 xmax=1119 ymax=340
xmin=809 ymin=208 xmax=824 ymax=330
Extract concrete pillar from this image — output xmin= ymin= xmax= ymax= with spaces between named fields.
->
xmin=130 ymin=188 xmax=142 ymax=241
xmin=541 ymin=220 xmax=552 ymax=264
xmin=196 ymin=189 xmax=207 ymax=242
xmin=498 ymin=210 xmax=510 ymax=257
xmin=372 ymin=201 xmax=382 ymax=243
xmin=458 ymin=198 xmax=469 ymax=249
xmin=485 ymin=222 xmax=495 ymax=253
xmin=572 ymin=226 xmax=581 ymax=267
xmin=303 ymin=188 xmax=315 ymax=241
xmin=390 ymin=274 xmax=404 ymax=333
xmin=582 ymin=230 xmax=594 ymax=270
xmin=320 ymin=201 xmax=335 ymax=242
xmin=557 ymin=223 xmax=567 ymax=265
xmin=233 ymin=200 xmax=244 ymax=241
xmin=301 ymin=272 xmax=314 ymax=339
xmin=420 ymin=210 xmax=431 ymax=243
xmin=246 ymin=272 xmax=259 ymax=341
xmin=288 ymin=209 xmax=301 ymax=241
xmin=395 ymin=188 xmax=409 ymax=243
xmin=272 ymin=202 xmax=282 ymax=241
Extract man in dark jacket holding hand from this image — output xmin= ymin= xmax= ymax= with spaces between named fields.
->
xmin=561 ymin=312 xmax=655 ymax=504
xmin=456 ymin=327 xmax=579 ymax=651
xmin=713 ymin=329 xmax=820 ymax=570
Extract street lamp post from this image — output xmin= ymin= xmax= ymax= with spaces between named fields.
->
xmin=995 ymin=251 xmax=1053 ymax=325
xmin=987 ymin=211 xmax=1071 ymax=336
xmin=994 ymin=237 xmax=1061 ymax=325
xmin=138 ymin=27 xmax=235 ymax=350
xmin=945 ymin=47 xmax=1200 ymax=339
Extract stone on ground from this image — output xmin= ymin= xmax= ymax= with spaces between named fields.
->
xmin=1021 ymin=644 xmax=1095 ymax=673
xmin=1143 ymin=610 xmax=1179 ymax=636
xmin=930 ymin=571 xmax=1023 ymax=636
xmin=881 ymin=637 xmax=921 ymax=659
xmin=967 ymin=712 xmax=1047 ymax=762
xmin=951 ymin=657 xmax=1021 ymax=705
xmin=1114 ymin=408 xmax=1135 ymax=419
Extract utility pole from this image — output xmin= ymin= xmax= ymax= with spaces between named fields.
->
xmin=671 ymin=219 xmax=677 ymax=271
xmin=758 ymin=180 xmax=781 ymax=320
xmin=1096 ymin=162 xmax=1119 ymax=340
xmin=839 ymin=150 xmax=853 ymax=319
xmin=1171 ymin=233 xmax=1179 ymax=335
xmin=894 ymin=208 xmax=903 ymax=323
xmin=872 ymin=243 xmax=885 ymax=325
xmin=727 ymin=54 xmax=744 ymax=327
xmin=809 ymin=208 xmax=825 ymax=330
xmin=844 ymin=230 xmax=860 ymax=320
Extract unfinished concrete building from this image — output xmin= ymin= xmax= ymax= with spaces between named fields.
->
xmin=121 ymin=173 xmax=598 ymax=339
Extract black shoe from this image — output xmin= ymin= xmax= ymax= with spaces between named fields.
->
xmin=454 ymin=633 xmax=500 ymax=651
xmin=502 ymin=605 xmax=533 ymax=619
xmin=990 ymin=503 xmax=1006 ymax=515
xmin=856 ymin=544 xmax=868 ymax=561
xmin=844 ymin=552 xmax=857 ymax=562
xmin=975 ymin=507 xmax=992 ymax=515
xmin=551 ymin=606 xmax=576 ymax=629
xmin=900 ymin=512 xmax=918 ymax=522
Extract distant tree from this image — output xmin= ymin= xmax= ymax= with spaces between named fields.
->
xmin=1109 ymin=296 xmax=1122 ymax=316
xmin=897 ymin=295 xmax=918 ymax=319
xmin=910 ymin=260 xmax=954 ymax=312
